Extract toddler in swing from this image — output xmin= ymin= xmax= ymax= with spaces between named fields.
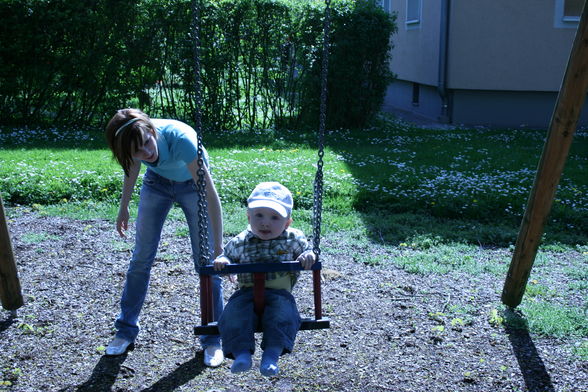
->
xmin=213 ymin=182 xmax=316 ymax=376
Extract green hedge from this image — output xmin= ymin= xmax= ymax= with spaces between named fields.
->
xmin=0 ymin=0 xmax=396 ymax=130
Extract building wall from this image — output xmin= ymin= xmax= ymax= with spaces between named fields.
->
xmin=448 ymin=0 xmax=576 ymax=91
xmin=383 ymin=0 xmax=587 ymax=127
xmin=389 ymin=1 xmax=442 ymax=86
xmin=451 ymin=90 xmax=588 ymax=128
xmin=453 ymin=90 xmax=556 ymax=128
xmin=382 ymin=79 xmax=443 ymax=120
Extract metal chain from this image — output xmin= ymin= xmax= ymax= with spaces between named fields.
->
xmin=312 ymin=0 xmax=331 ymax=261
xmin=192 ymin=0 xmax=210 ymax=268
xmin=191 ymin=0 xmax=329 ymax=265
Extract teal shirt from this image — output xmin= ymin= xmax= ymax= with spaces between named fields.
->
xmin=142 ymin=119 xmax=209 ymax=181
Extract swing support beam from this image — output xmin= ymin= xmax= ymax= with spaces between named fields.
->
xmin=0 ymin=196 xmax=24 ymax=311
xmin=501 ymin=3 xmax=588 ymax=308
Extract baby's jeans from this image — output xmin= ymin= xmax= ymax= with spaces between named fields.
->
xmin=218 ymin=288 xmax=301 ymax=358
xmin=114 ymin=169 xmax=223 ymax=348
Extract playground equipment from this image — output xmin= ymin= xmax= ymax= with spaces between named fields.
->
xmin=502 ymin=3 xmax=588 ymax=308
xmin=0 ymin=195 xmax=23 ymax=314
xmin=190 ymin=0 xmax=332 ymax=334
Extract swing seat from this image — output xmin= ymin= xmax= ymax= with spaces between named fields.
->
xmin=194 ymin=261 xmax=330 ymax=335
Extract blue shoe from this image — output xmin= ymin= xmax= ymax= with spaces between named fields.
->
xmin=230 ymin=351 xmax=252 ymax=373
xmin=260 ymin=363 xmax=279 ymax=377
xmin=260 ymin=346 xmax=281 ymax=376
xmin=105 ymin=337 xmax=134 ymax=356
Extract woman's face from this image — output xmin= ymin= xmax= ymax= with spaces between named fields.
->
xmin=131 ymin=129 xmax=158 ymax=163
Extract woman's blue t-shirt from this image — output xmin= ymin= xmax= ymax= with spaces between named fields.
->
xmin=142 ymin=119 xmax=209 ymax=182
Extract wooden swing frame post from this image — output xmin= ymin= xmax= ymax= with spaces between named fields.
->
xmin=501 ymin=3 xmax=588 ymax=308
xmin=0 ymin=195 xmax=24 ymax=311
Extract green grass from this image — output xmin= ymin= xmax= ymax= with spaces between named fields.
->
xmin=394 ymin=240 xmax=509 ymax=276
xmin=518 ymin=301 xmax=588 ymax=338
xmin=20 ymin=232 xmax=61 ymax=244
xmin=1 ymin=115 xmax=587 ymax=347
xmin=573 ymin=339 xmax=588 ymax=360
xmin=2 ymin=115 xmax=586 ymax=245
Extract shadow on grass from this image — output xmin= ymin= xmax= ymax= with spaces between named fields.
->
xmin=356 ymin=207 xmax=587 ymax=247
xmin=140 ymin=355 xmax=206 ymax=392
xmin=356 ymin=209 xmax=521 ymax=247
xmin=72 ymin=354 xmax=130 ymax=392
xmin=504 ymin=309 xmax=555 ymax=392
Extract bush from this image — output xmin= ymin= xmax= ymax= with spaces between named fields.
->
xmin=296 ymin=0 xmax=397 ymax=129
xmin=0 ymin=0 xmax=397 ymax=130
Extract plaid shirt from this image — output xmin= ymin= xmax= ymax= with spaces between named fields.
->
xmin=220 ymin=227 xmax=310 ymax=290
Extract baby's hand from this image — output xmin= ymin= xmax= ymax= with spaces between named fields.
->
xmin=213 ymin=257 xmax=230 ymax=271
xmin=297 ymin=251 xmax=316 ymax=270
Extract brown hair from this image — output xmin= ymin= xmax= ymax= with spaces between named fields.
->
xmin=105 ymin=108 xmax=157 ymax=176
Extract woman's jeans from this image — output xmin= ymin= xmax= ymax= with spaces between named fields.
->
xmin=218 ymin=288 xmax=301 ymax=358
xmin=114 ymin=169 xmax=223 ymax=348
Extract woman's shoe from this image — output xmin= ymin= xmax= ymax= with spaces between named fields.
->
xmin=105 ymin=337 xmax=134 ymax=356
xmin=203 ymin=345 xmax=224 ymax=367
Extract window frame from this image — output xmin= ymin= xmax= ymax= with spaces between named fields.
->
xmin=379 ymin=0 xmax=392 ymax=14
xmin=406 ymin=0 xmax=422 ymax=29
xmin=554 ymin=0 xmax=583 ymax=29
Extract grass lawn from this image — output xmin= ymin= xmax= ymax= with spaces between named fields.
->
xmin=1 ymin=114 xmax=587 ymax=348
xmin=1 ymin=115 xmax=586 ymax=245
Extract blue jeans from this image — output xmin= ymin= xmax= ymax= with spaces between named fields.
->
xmin=218 ymin=288 xmax=301 ymax=359
xmin=114 ymin=169 xmax=223 ymax=347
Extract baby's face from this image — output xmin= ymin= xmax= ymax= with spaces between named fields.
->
xmin=248 ymin=207 xmax=290 ymax=240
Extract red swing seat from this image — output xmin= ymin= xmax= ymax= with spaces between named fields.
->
xmin=194 ymin=261 xmax=330 ymax=335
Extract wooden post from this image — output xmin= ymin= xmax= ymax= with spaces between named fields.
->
xmin=0 ymin=195 xmax=24 ymax=311
xmin=502 ymin=4 xmax=588 ymax=308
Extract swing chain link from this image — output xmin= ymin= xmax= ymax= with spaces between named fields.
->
xmin=192 ymin=0 xmax=210 ymax=268
xmin=191 ymin=0 xmax=329 ymax=266
xmin=312 ymin=0 xmax=331 ymax=262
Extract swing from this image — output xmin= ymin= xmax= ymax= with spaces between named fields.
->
xmin=191 ymin=0 xmax=332 ymax=336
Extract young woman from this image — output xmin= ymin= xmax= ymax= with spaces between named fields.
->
xmin=104 ymin=108 xmax=224 ymax=367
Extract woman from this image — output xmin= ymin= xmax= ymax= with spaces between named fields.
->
xmin=104 ymin=108 xmax=224 ymax=367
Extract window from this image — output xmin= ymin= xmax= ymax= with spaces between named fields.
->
xmin=377 ymin=0 xmax=392 ymax=14
xmin=564 ymin=0 xmax=584 ymax=20
xmin=412 ymin=83 xmax=420 ymax=106
xmin=406 ymin=0 xmax=421 ymax=27
xmin=555 ymin=0 xmax=585 ymax=28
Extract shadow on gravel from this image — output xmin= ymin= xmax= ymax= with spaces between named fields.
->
xmin=0 ymin=312 xmax=16 ymax=334
xmin=140 ymin=355 xmax=206 ymax=392
xmin=505 ymin=311 xmax=555 ymax=392
xmin=69 ymin=354 xmax=206 ymax=392
xmin=72 ymin=354 xmax=130 ymax=392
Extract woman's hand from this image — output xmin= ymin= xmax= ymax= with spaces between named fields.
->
xmin=116 ymin=207 xmax=130 ymax=238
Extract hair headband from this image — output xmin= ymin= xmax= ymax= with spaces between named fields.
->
xmin=115 ymin=117 xmax=141 ymax=137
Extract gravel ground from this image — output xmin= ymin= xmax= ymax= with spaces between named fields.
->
xmin=1 ymin=210 xmax=587 ymax=392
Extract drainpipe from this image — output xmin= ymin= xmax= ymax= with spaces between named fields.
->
xmin=438 ymin=0 xmax=451 ymax=123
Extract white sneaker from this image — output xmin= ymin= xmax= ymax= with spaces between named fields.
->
xmin=203 ymin=345 xmax=224 ymax=367
xmin=105 ymin=337 xmax=134 ymax=356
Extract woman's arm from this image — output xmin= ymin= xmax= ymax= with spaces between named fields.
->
xmin=187 ymin=159 xmax=224 ymax=258
xmin=117 ymin=160 xmax=141 ymax=238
